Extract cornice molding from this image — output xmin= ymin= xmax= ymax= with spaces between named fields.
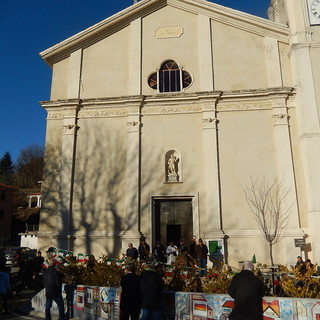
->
xmin=288 ymin=42 xmax=320 ymax=58
xmin=43 ymin=87 xmax=296 ymax=119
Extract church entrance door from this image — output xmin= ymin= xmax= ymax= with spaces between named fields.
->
xmin=153 ymin=198 xmax=193 ymax=247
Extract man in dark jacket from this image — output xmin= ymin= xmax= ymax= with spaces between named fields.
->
xmin=42 ymin=259 xmax=65 ymax=320
xmin=138 ymin=238 xmax=150 ymax=261
xmin=140 ymin=259 xmax=164 ymax=320
xmin=126 ymin=243 xmax=139 ymax=261
xmin=228 ymin=260 xmax=263 ymax=320
xmin=120 ymin=263 xmax=141 ymax=320
xmin=195 ymin=238 xmax=208 ymax=276
xmin=152 ymin=242 xmax=166 ymax=263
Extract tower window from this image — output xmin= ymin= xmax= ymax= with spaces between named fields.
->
xmin=148 ymin=60 xmax=192 ymax=93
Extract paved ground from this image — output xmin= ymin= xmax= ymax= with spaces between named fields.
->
xmin=0 ymin=288 xmax=50 ymax=320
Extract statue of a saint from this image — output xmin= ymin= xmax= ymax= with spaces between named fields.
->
xmin=168 ymin=154 xmax=177 ymax=175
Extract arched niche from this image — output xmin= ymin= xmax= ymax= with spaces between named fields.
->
xmin=165 ymin=150 xmax=182 ymax=183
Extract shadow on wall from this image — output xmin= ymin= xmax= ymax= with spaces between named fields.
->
xmin=39 ymin=123 xmax=166 ymax=257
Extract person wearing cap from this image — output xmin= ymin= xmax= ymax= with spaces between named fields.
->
xmin=120 ymin=263 xmax=141 ymax=320
xmin=195 ymin=238 xmax=208 ymax=276
xmin=228 ymin=260 xmax=263 ymax=320
xmin=140 ymin=259 xmax=164 ymax=320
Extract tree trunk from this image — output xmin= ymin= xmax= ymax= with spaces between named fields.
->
xmin=269 ymin=243 xmax=274 ymax=266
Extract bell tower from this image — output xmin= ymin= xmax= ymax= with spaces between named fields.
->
xmin=269 ymin=0 xmax=320 ymax=262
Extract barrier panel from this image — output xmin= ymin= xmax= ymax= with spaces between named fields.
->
xmin=32 ymin=285 xmax=320 ymax=319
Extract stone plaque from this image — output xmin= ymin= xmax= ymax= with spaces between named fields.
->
xmin=155 ymin=25 xmax=183 ymax=39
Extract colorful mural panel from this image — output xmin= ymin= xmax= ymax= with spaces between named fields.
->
xmin=175 ymin=293 xmax=320 ymax=320
xmin=31 ymin=286 xmax=320 ymax=320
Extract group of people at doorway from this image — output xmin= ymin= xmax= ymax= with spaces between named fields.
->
xmin=126 ymin=236 xmax=209 ymax=275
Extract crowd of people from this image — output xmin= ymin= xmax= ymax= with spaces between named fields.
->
xmin=120 ymin=260 xmax=164 ymax=320
xmin=123 ymin=236 xmax=211 ymax=319
xmin=1 ymin=241 xmax=318 ymax=318
xmin=294 ymin=255 xmax=317 ymax=275
xmin=0 ymin=250 xmax=45 ymax=314
xmin=126 ymin=236 xmax=209 ymax=275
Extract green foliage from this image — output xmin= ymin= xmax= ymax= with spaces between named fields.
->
xmin=0 ymin=151 xmax=14 ymax=185
xmin=57 ymin=256 xmax=319 ymax=299
xmin=278 ymin=264 xmax=320 ymax=298
xmin=202 ymin=265 xmax=233 ymax=294
xmin=60 ymin=255 xmax=125 ymax=287
xmin=254 ymin=263 xmax=272 ymax=296
xmin=164 ymin=252 xmax=202 ymax=292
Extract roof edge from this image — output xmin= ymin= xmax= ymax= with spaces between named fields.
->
xmin=40 ymin=0 xmax=289 ymax=67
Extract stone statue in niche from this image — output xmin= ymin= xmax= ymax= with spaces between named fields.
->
xmin=167 ymin=153 xmax=179 ymax=182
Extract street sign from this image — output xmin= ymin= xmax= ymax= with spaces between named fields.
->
xmin=294 ymin=238 xmax=306 ymax=248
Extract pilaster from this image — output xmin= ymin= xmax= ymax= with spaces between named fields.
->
xmin=201 ymin=97 xmax=224 ymax=239
xmin=122 ymin=98 xmax=144 ymax=251
xmin=56 ymin=100 xmax=80 ymax=242
xmin=285 ymin=0 xmax=320 ymax=261
xmin=264 ymin=37 xmax=282 ymax=87
xmin=67 ymin=49 xmax=83 ymax=99
xmin=129 ymin=18 xmax=142 ymax=95
xmin=271 ymin=95 xmax=300 ymax=229
xmin=198 ymin=14 xmax=214 ymax=91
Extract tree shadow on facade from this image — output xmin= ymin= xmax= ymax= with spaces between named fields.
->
xmin=39 ymin=124 xmax=164 ymax=258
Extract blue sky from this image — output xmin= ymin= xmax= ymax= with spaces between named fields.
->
xmin=0 ymin=0 xmax=271 ymax=162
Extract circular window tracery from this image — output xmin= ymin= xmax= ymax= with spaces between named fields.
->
xmin=148 ymin=60 xmax=192 ymax=92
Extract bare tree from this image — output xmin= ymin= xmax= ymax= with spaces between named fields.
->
xmin=15 ymin=144 xmax=44 ymax=188
xmin=243 ymin=177 xmax=291 ymax=266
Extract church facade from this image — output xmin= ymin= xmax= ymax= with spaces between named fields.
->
xmin=38 ymin=0 xmax=320 ymax=267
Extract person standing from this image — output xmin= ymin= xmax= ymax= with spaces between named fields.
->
xmin=33 ymin=251 xmax=45 ymax=292
xmin=120 ymin=263 xmax=141 ymax=320
xmin=34 ymin=251 xmax=45 ymax=275
xmin=0 ymin=266 xmax=11 ymax=314
xmin=42 ymin=259 xmax=65 ymax=320
xmin=195 ymin=238 xmax=208 ymax=276
xmin=126 ymin=243 xmax=139 ymax=261
xmin=189 ymin=236 xmax=196 ymax=259
xmin=166 ymin=241 xmax=178 ymax=265
xmin=228 ymin=260 xmax=263 ymax=320
xmin=153 ymin=242 xmax=166 ymax=264
xmin=295 ymin=256 xmax=306 ymax=274
xmin=138 ymin=238 xmax=150 ymax=261
xmin=140 ymin=259 xmax=164 ymax=320
xmin=178 ymin=238 xmax=188 ymax=254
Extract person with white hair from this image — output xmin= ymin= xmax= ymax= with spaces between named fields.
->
xmin=227 ymin=260 xmax=263 ymax=320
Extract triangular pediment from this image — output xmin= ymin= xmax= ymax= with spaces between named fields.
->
xmin=41 ymin=0 xmax=289 ymax=66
